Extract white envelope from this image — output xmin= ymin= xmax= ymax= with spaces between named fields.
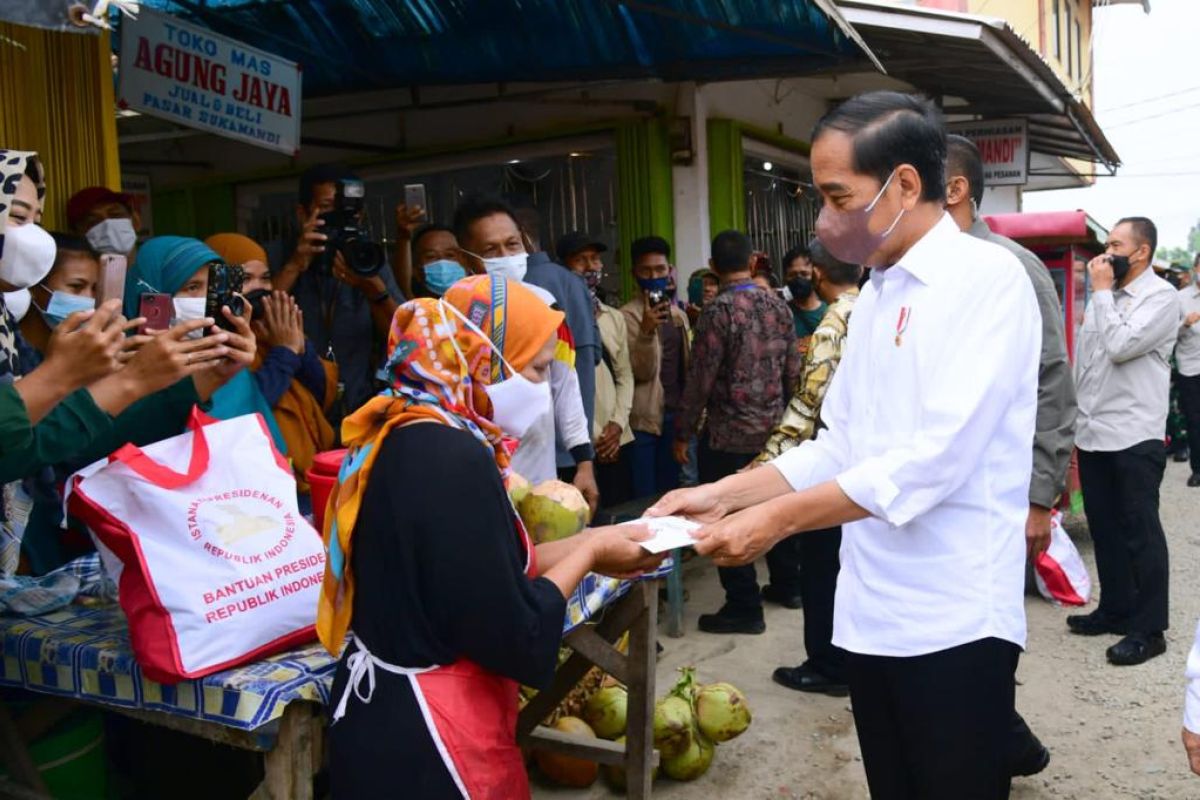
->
xmin=621 ymin=515 xmax=702 ymax=554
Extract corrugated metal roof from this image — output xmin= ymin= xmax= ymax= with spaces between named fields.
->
xmin=127 ymin=0 xmax=874 ymax=96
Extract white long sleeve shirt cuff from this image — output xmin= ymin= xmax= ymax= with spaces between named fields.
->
xmin=1184 ymin=619 xmax=1200 ymax=733
xmin=834 ymin=459 xmax=903 ymax=526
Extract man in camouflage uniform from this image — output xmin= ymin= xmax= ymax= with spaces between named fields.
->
xmin=756 ymin=240 xmax=861 ymax=697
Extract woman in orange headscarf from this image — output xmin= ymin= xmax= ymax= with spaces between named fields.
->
xmin=318 ymin=275 xmax=662 ymax=799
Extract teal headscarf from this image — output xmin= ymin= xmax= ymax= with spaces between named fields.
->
xmin=125 ymin=236 xmax=287 ymax=454
xmin=122 ymin=236 xmax=220 ymax=318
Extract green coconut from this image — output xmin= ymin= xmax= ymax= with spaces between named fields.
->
xmin=695 ymin=682 xmax=752 ymax=743
xmin=516 ymin=479 xmax=590 ymax=543
xmin=660 ymin=727 xmax=715 ymax=781
xmin=506 ymin=473 xmax=531 ymax=506
xmin=583 ymin=685 xmax=628 ymax=740
xmin=652 ymin=695 xmax=695 ymax=760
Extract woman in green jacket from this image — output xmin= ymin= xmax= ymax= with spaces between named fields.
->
xmin=0 ymin=150 xmax=258 ymax=574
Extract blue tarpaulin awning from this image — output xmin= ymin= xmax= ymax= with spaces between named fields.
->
xmin=126 ymin=0 xmax=878 ymax=96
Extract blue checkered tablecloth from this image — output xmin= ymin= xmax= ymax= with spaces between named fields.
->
xmin=0 ymin=562 xmax=669 ymax=731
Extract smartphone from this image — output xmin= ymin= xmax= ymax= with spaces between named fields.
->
xmin=205 ymin=262 xmax=246 ymax=331
xmin=138 ymin=292 xmax=172 ymax=335
xmin=404 ymin=183 xmax=428 ymax=221
xmin=97 ymin=254 xmax=127 ymax=306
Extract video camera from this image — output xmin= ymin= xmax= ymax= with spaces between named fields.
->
xmin=314 ymin=178 xmax=384 ymax=277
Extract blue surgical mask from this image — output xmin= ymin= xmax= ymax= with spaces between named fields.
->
xmin=39 ymin=290 xmax=95 ymax=328
xmin=636 ymin=276 xmax=670 ymax=294
xmin=423 ymin=259 xmax=466 ymax=296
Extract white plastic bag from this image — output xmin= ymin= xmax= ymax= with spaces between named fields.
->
xmin=1034 ymin=510 xmax=1091 ymax=606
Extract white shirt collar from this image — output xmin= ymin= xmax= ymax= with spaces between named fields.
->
xmin=878 ymin=213 xmax=958 ymax=287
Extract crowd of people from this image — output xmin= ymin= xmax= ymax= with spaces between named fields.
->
xmin=5 ymin=87 xmax=1200 ymax=798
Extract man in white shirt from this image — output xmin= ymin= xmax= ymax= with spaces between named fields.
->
xmin=649 ymin=91 xmax=1039 ymax=799
xmin=1068 ymin=217 xmax=1179 ymax=667
xmin=1173 ymin=256 xmax=1200 ymax=486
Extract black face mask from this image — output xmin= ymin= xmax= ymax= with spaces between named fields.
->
xmin=787 ymin=277 xmax=814 ymax=302
xmin=244 ymin=288 xmax=271 ymax=321
xmin=1109 ymin=254 xmax=1132 ymax=282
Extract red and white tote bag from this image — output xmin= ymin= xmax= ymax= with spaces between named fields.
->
xmin=1034 ymin=510 xmax=1092 ymax=607
xmin=68 ymin=409 xmax=325 ymax=684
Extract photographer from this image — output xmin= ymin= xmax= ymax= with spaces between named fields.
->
xmin=273 ymin=165 xmax=403 ymax=415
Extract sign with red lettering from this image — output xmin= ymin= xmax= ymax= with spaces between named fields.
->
xmin=948 ymin=119 xmax=1029 ymax=187
xmin=117 ymin=7 xmax=301 ymax=156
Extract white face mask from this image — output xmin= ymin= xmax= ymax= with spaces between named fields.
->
xmin=0 ymin=223 xmax=56 ymax=290
xmin=86 ymin=217 xmax=137 ymax=255
xmin=482 ymin=252 xmax=528 ymax=284
xmin=4 ymin=290 xmax=31 ymax=322
xmin=436 ymin=298 xmax=552 ymax=439
xmin=484 ymin=367 xmax=552 ymax=440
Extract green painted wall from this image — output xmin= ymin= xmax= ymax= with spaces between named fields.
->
xmin=707 ymin=118 xmax=745 ymax=235
xmin=615 ymin=117 xmax=675 ymax=301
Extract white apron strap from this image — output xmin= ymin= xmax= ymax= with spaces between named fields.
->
xmin=331 ymin=635 xmax=438 ymax=724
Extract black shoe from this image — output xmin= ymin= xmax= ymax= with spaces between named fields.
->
xmin=761 ymin=584 xmax=803 ymax=609
xmin=1188 ymin=473 xmax=1200 ymax=487
xmin=1008 ymin=725 xmax=1051 ymax=777
xmin=772 ymin=664 xmax=849 ymax=697
xmin=1175 ymin=450 xmax=1191 ymax=463
xmin=697 ymin=606 xmax=765 ymax=635
xmin=1067 ymin=610 xmax=1124 ymax=636
xmin=1106 ymin=633 xmax=1166 ymax=666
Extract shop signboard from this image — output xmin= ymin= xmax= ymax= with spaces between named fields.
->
xmin=118 ymin=8 xmax=301 ymax=156
xmin=948 ymin=118 xmax=1029 ymax=186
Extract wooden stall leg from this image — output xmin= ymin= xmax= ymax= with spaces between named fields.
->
xmin=665 ymin=548 xmax=685 ymax=638
xmin=623 ymin=581 xmax=658 ymax=799
xmin=0 ymin=704 xmax=48 ymax=795
xmin=253 ymin=703 xmax=316 ymax=800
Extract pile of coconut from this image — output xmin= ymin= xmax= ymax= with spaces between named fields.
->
xmin=533 ymin=667 xmax=751 ymax=789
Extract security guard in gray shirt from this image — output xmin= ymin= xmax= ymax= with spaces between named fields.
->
xmin=945 ymin=134 xmax=1077 ymax=780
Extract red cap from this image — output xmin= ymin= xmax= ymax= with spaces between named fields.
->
xmin=66 ymin=186 xmax=134 ymax=230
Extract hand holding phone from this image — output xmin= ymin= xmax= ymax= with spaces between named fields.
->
xmin=97 ymin=254 xmax=127 ymax=306
xmin=138 ymin=292 xmax=172 ymax=335
xmin=404 ymin=184 xmax=428 ymax=223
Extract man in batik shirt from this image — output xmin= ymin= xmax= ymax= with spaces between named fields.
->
xmin=755 ymin=241 xmax=861 ymax=696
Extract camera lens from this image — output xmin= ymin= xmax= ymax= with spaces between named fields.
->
xmin=346 ymin=239 xmax=384 ymax=276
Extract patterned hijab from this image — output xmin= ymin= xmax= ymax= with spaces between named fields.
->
xmin=0 ymin=151 xmax=45 ymax=380
xmin=317 ymin=275 xmax=563 ymax=655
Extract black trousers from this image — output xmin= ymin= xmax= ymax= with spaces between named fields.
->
xmin=799 ymin=526 xmax=847 ymax=680
xmin=1077 ymin=441 xmax=1170 ymax=633
xmin=847 ymin=638 xmax=1019 ymax=800
xmin=699 ymin=439 xmax=801 ymax=617
xmin=1178 ymin=373 xmax=1200 ymax=473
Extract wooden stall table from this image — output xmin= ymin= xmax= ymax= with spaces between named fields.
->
xmin=0 ymin=564 xmax=670 ymax=799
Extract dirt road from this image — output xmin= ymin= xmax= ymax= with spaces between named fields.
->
xmin=533 ymin=458 xmax=1200 ymax=799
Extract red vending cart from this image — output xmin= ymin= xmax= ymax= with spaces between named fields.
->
xmin=983 ymin=210 xmax=1109 ymax=362
xmin=982 ymin=210 xmax=1110 ymax=515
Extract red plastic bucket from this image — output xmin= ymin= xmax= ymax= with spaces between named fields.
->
xmin=307 ymin=449 xmax=348 ymax=531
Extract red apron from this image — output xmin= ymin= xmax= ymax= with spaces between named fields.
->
xmin=332 ymin=512 xmax=539 ymax=799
